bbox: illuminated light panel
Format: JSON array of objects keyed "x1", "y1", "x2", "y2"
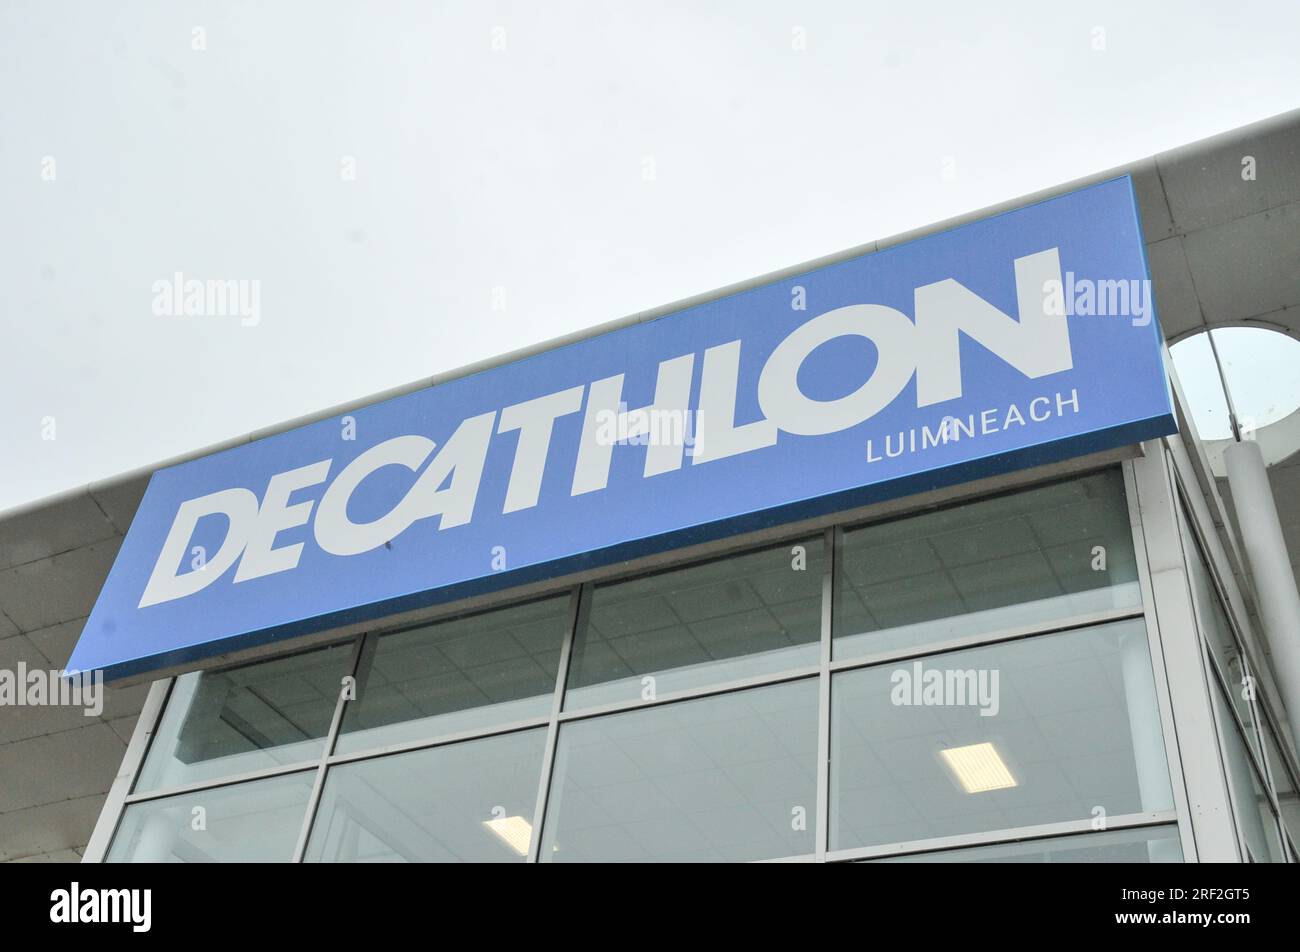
[
  {"x1": 940, "y1": 742, "x2": 1017, "y2": 793},
  {"x1": 483, "y1": 815, "x2": 533, "y2": 856}
]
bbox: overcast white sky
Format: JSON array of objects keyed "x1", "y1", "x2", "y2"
[{"x1": 3, "y1": 0, "x2": 1299, "y2": 513}]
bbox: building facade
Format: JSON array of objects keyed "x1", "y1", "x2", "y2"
[
  {"x1": 2, "y1": 111, "x2": 1298, "y2": 864},
  {"x1": 85, "y1": 441, "x2": 1300, "y2": 862}
]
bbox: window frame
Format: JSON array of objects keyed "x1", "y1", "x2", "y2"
[{"x1": 86, "y1": 451, "x2": 1203, "y2": 864}]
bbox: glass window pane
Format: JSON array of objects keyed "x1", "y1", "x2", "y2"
[
  {"x1": 1181, "y1": 507, "x2": 1262, "y2": 759},
  {"x1": 834, "y1": 470, "x2": 1139, "y2": 661},
  {"x1": 107, "y1": 771, "x2": 314, "y2": 862},
  {"x1": 565, "y1": 539, "x2": 822, "y2": 710},
  {"x1": 830, "y1": 619, "x2": 1174, "y2": 852},
  {"x1": 1212, "y1": 686, "x2": 1285, "y2": 862},
  {"x1": 1261, "y1": 719, "x2": 1300, "y2": 849},
  {"x1": 337, "y1": 596, "x2": 568, "y2": 754},
  {"x1": 870, "y1": 825, "x2": 1183, "y2": 862},
  {"x1": 136, "y1": 642, "x2": 353, "y2": 792},
  {"x1": 304, "y1": 728, "x2": 546, "y2": 863},
  {"x1": 542, "y1": 679, "x2": 818, "y2": 862}
]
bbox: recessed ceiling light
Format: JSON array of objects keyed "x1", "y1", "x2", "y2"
[
  {"x1": 940, "y1": 742, "x2": 1017, "y2": 793},
  {"x1": 482, "y1": 815, "x2": 533, "y2": 856}
]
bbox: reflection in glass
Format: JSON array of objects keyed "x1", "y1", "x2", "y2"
[
  {"x1": 542, "y1": 679, "x2": 818, "y2": 862},
  {"x1": 108, "y1": 772, "x2": 314, "y2": 862},
  {"x1": 1212, "y1": 687, "x2": 1284, "y2": 862},
  {"x1": 337, "y1": 596, "x2": 568, "y2": 754},
  {"x1": 834, "y1": 470, "x2": 1139, "y2": 660},
  {"x1": 871, "y1": 825, "x2": 1183, "y2": 862},
  {"x1": 136, "y1": 642, "x2": 353, "y2": 793},
  {"x1": 1181, "y1": 507, "x2": 1262, "y2": 759},
  {"x1": 304, "y1": 729, "x2": 546, "y2": 862},
  {"x1": 830, "y1": 619, "x2": 1174, "y2": 852},
  {"x1": 565, "y1": 539, "x2": 822, "y2": 709}
]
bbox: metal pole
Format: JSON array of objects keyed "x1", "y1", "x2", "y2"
[{"x1": 1223, "y1": 439, "x2": 1300, "y2": 747}]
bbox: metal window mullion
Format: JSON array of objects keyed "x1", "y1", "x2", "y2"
[
  {"x1": 555, "y1": 664, "x2": 821, "y2": 723},
  {"x1": 1204, "y1": 327, "x2": 1244, "y2": 441},
  {"x1": 1175, "y1": 468, "x2": 1300, "y2": 806},
  {"x1": 325, "y1": 715, "x2": 553, "y2": 767},
  {"x1": 1206, "y1": 656, "x2": 1288, "y2": 829},
  {"x1": 1129, "y1": 443, "x2": 1241, "y2": 861},
  {"x1": 535, "y1": 604, "x2": 1145, "y2": 732},
  {"x1": 1235, "y1": 664, "x2": 1284, "y2": 818},
  {"x1": 290, "y1": 633, "x2": 368, "y2": 863},
  {"x1": 1174, "y1": 464, "x2": 1290, "y2": 848},
  {"x1": 521, "y1": 610, "x2": 1146, "y2": 729},
  {"x1": 527, "y1": 583, "x2": 583, "y2": 863},
  {"x1": 1123, "y1": 456, "x2": 1199, "y2": 863},
  {"x1": 1203, "y1": 660, "x2": 1270, "y2": 862},
  {"x1": 123, "y1": 759, "x2": 323, "y2": 804},
  {"x1": 1258, "y1": 701, "x2": 1300, "y2": 814},
  {"x1": 825, "y1": 811, "x2": 1179, "y2": 863},
  {"x1": 83, "y1": 677, "x2": 173, "y2": 863},
  {"x1": 1173, "y1": 473, "x2": 1268, "y2": 720},
  {"x1": 1168, "y1": 443, "x2": 1296, "y2": 772},
  {"x1": 814, "y1": 527, "x2": 835, "y2": 861},
  {"x1": 825, "y1": 605, "x2": 1145, "y2": 675}
]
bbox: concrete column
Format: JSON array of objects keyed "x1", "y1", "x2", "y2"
[{"x1": 1223, "y1": 440, "x2": 1300, "y2": 748}]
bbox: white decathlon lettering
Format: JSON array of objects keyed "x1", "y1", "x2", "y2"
[
  {"x1": 758, "y1": 304, "x2": 917, "y2": 436},
  {"x1": 401, "y1": 410, "x2": 497, "y2": 531},
  {"x1": 314, "y1": 435, "x2": 435, "y2": 556},
  {"x1": 692, "y1": 340, "x2": 777, "y2": 464},
  {"x1": 138, "y1": 488, "x2": 260, "y2": 607},
  {"x1": 913, "y1": 247, "x2": 1071, "y2": 407},
  {"x1": 314, "y1": 413, "x2": 496, "y2": 556},
  {"x1": 572, "y1": 353, "x2": 695, "y2": 496},
  {"x1": 138, "y1": 248, "x2": 1082, "y2": 608},
  {"x1": 234, "y1": 460, "x2": 331, "y2": 583},
  {"x1": 498, "y1": 386, "x2": 584, "y2": 513}
]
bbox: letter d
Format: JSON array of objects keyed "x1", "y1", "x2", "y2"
[{"x1": 139, "y1": 488, "x2": 259, "y2": 608}]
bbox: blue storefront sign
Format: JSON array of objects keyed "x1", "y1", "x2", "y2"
[{"x1": 70, "y1": 176, "x2": 1174, "y2": 680}]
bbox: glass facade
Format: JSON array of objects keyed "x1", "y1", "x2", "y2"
[
  {"x1": 108, "y1": 771, "x2": 315, "y2": 863},
  {"x1": 1178, "y1": 500, "x2": 1297, "y2": 862},
  {"x1": 305, "y1": 728, "x2": 548, "y2": 862},
  {"x1": 543, "y1": 679, "x2": 818, "y2": 862},
  {"x1": 337, "y1": 595, "x2": 569, "y2": 753},
  {"x1": 834, "y1": 470, "x2": 1140, "y2": 660},
  {"x1": 102, "y1": 461, "x2": 1294, "y2": 862},
  {"x1": 565, "y1": 538, "x2": 823, "y2": 709},
  {"x1": 1262, "y1": 717, "x2": 1300, "y2": 850},
  {"x1": 1181, "y1": 508, "x2": 1263, "y2": 761},
  {"x1": 135, "y1": 641, "x2": 353, "y2": 792},
  {"x1": 830, "y1": 620, "x2": 1172, "y2": 852},
  {"x1": 1212, "y1": 687, "x2": 1286, "y2": 863}
]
